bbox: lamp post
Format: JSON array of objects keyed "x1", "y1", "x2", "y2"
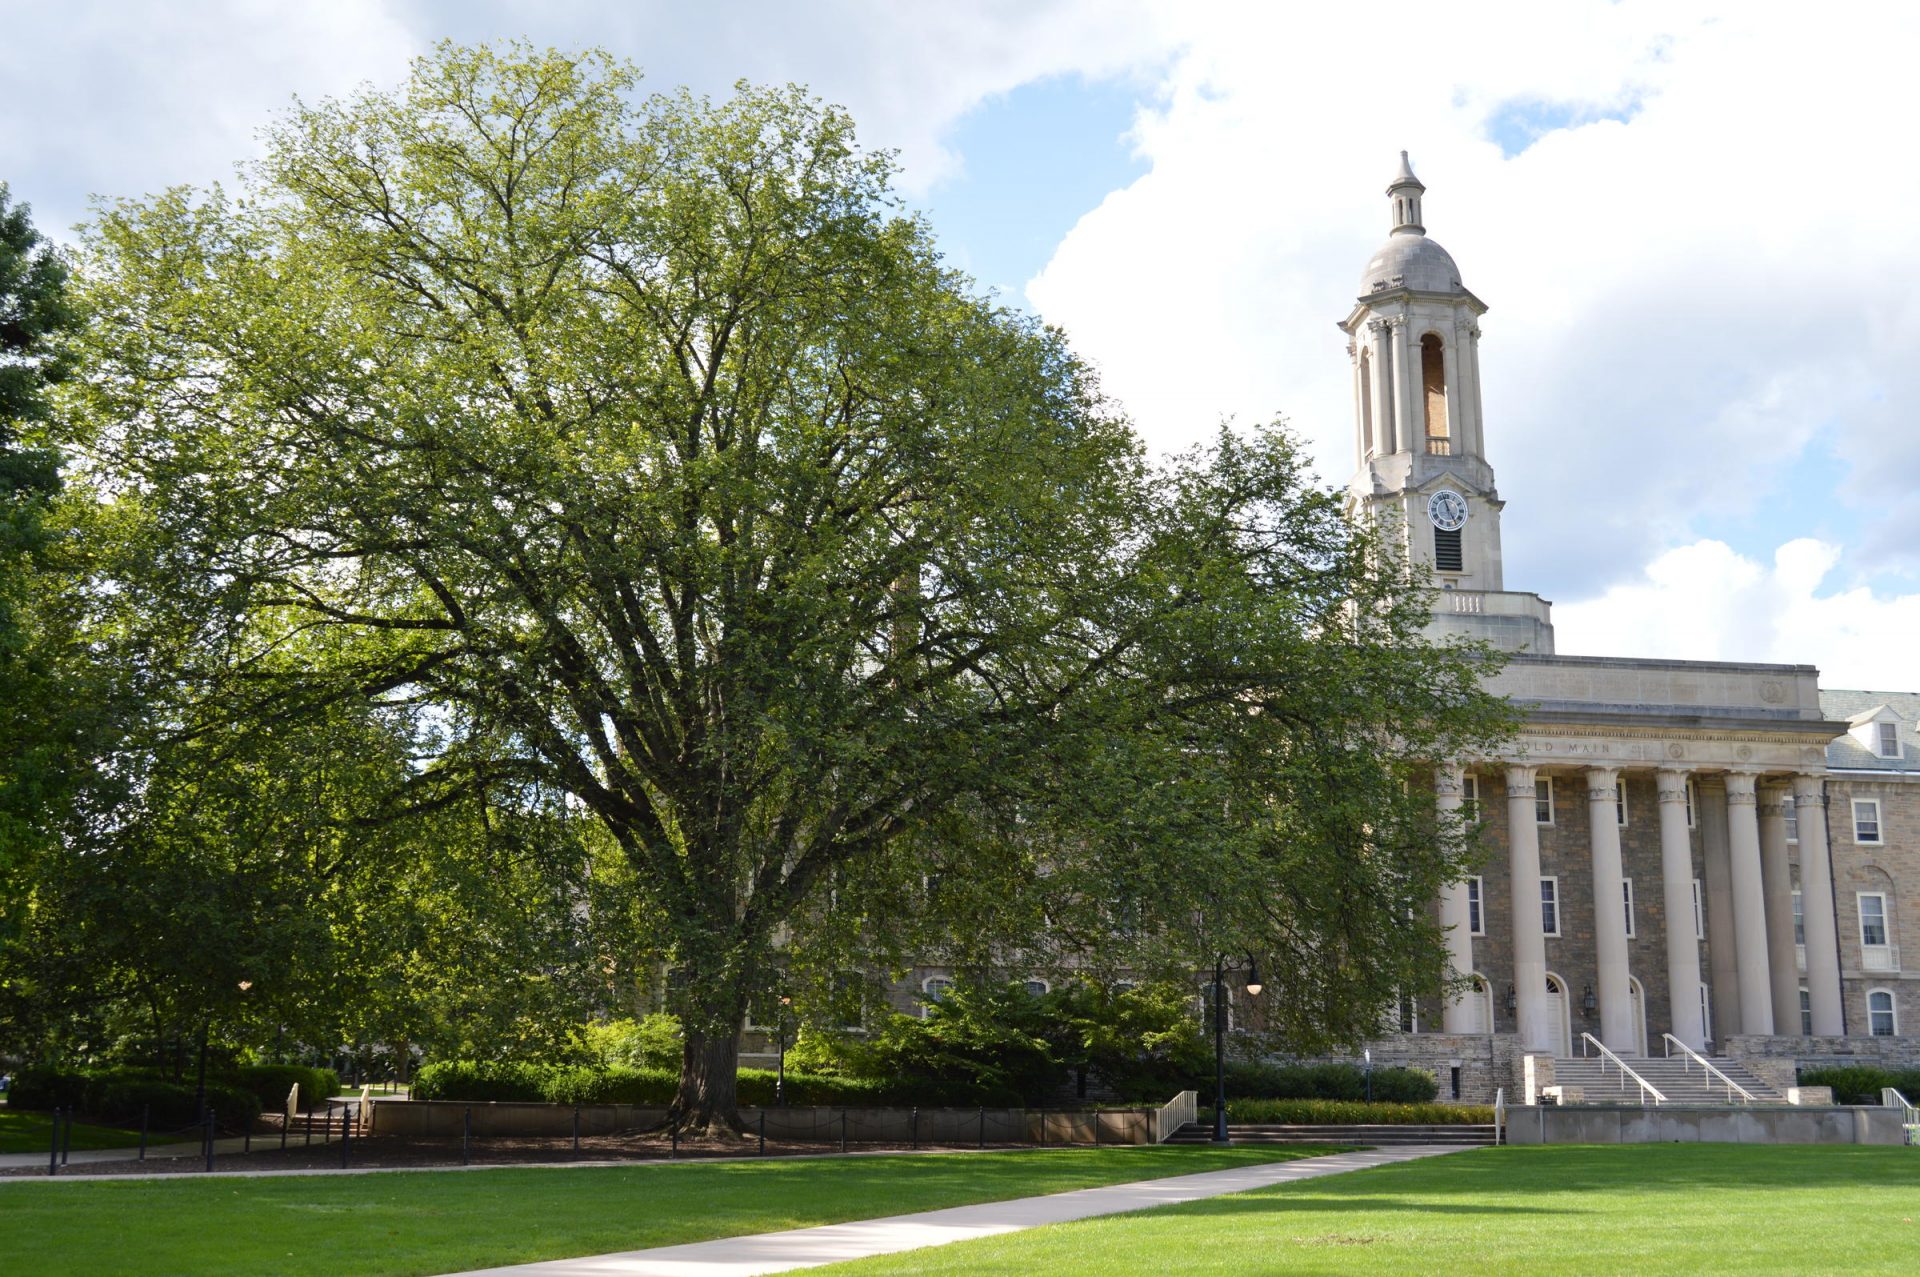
[
  {"x1": 776, "y1": 994, "x2": 792, "y2": 1107},
  {"x1": 1210, "y1": 953, "x2": 1263, "y2": 1145}
]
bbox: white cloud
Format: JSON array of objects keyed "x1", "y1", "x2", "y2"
[
  {"x1": 1027, "y1": 1, "x2": 1920, "y2": 607},
  {"x1": 1556, "y1": 539, "x2": 1920, "y2": 690}
]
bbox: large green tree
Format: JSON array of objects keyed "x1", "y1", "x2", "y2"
[{"x1": 65, "y1": 44, "x2": 1510, "y2": 1131}]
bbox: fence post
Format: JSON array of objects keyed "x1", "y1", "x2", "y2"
[
  {"x1": 305, "y1": 1106, "x2": 313, "y2": 1146},
  {"x1": 463, "y1": 1106, "x2": 472, "y2": 1166},
  {"x1": 140, "y1": 1104, "x2": 150, "y2": 1161},
  {"x1": 204, "y1": 1108, "x2": 216, "y2": 1173},
  {"x1": 48, "y1": 1106, "x2": 60, "y2": 1176},
  {"x1": 573, "y1": 1105, "x2": 581, "y2": 1155},
  {"x1": 978, "y1": 1107, "x2": 985, "y2": 1149},
  {"x1": 840, "y1": 1110, "x2": 848, "y2": 1154},
  {"x1": 61, "y1": 1106, "x2": 72, "y2": 1165},
  {"x1": 279, "y1": 1103, "x2": 287, "y2": 1153},
  {"x1": 910, "y1": 1106, "x2": 918, "y2": 1151},
  {"x1": 670, "y1": 1124, "x2": 679, "y2": 1158},
  {"x1": 759, "y1": 1111, "x2": 766, "y2": 1157},
  {"x1": 340, "y1": 1103, "x2": 351, "y2": 1168}
]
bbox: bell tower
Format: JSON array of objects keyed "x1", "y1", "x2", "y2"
[{"x1": 1337, "y1": 153, "x2": 1554, "y2": 652}]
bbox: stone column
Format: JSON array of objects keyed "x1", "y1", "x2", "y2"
[
  {"x1": 1792, "y1": 776, "x2": 1845, "y2": 1035},
  {"x1": 1369, "y1": 321, "x2": 1396, "y2": 455},
  {"x1": 1758, "y1": 782, "x2": 1802, "y2": 1035},
  {"x1": 1698, "y1": 777, "x2": 1740, "y2": 1040},
  {"x1": 1465, "y1": 323, "x2": 1486, "y2": 458},
  {"x1": 1351, "y1": 344, "x2": 1368, "y2": 467},
  {"x1": 1436, "y1": 764, "x2": 1478, "y2": 1032},
  {"x1": 1505, "y1": 765, "x2": 1553, "y2": 1052},
  {"x1": 1724, "y1": 772, "x2": 1775, "y2": 1035},
  {"x1": 1657, "y1": 769, "x2": 1707, "y2": 1050},
  {"x1": 1438, "y1": 334, "x2": 1461, "y2": 454},
  {"x1": 1392, "y1": 318, "x2": 1417, "y2": 457},
  {"x1": 1585, "y1": 768, "x2": 1636, "y2": 1053}
]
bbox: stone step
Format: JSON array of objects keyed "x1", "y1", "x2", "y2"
[{"x1": 1166, "y1": 1123, "x2": 1497, "y2": 1146}]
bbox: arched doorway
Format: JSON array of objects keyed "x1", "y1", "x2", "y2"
[
  {"x1": 1545, "y1": 973, "x2": 1573, "y2": 1056},
  {"x1": 1628, "y1": 976, "x2": 1648, "y2": 1056},
  {"x1": 1470, "y1": 973, "x2": 1494, "y2": 1034}
]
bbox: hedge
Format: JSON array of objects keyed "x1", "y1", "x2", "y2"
[
  {"x1": 1797, "y1": 1065, "x2": 1920, "y2": 1105},
  {"x1": 413, "y1": 1060, "x2": 1037, "y2": 1108},
  {"x1": 234, "y1": 1064, "x2": 340, "y2": 1113},
  {"x1": 7, "y1": 1066, "x2": 262, "y2": 1132},
  {"x1": 1200, "y1": 1099, "x2": 1495, "y2": 1125}
]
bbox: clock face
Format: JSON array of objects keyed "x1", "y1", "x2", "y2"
[{"x1": 1428, "y1": 489, "x2": 1469, "y2": 532}]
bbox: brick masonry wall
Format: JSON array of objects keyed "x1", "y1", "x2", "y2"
[
  {"x1": 1263, "y1": 1031, "x2": 1527, "y2": 1104},
  {"x1": 1825, "y1": 775, "x2": 1919, "y2": 1042}
]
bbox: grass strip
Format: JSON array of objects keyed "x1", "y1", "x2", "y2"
[
  {"x1": 0, "y1": 1143, "x2": 1328, "y2": 1277},
  {"x1": 810, "y1": 1144, "x2": 1920, "y2": 1276}
]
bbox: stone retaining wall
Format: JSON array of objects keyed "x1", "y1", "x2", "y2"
[
  {"x1": 1726, "y1": 1034, "x2": 1920, "y2": 1071},
  {"x1": 1504, "y1": 1103, "x2": 1907, "y2": 1145}
]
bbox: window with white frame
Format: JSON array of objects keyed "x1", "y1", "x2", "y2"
[
  {"x1": 1462, "y1": 774, "x2": 1480, "y2": 819},
  {"x1": 1854, "y1": 798, "x2": 1883, "y2": 843},
  {"x1": 1622, "y1": 878, "x2": 1636, "y2": 938},
  {"x1": 1022, "y1": 978, "x2": 1050, "y2": 998},
  {"x1": 1686, "y1": 780, "x2": 1698, "y2": 828},
  {"x1": 1784, "y1": 798, "x2": 1799, "y2": 843},
  {"x1": 1800, "y1": 988, "x2": 1812, "y2": 1036},
  {"x1": 1868, "y1": 989, "x2": 1897, "y2": 1036},
  {"x1": 1859, "y1": 893, "x2": 1890, "y2": 948},
  {"x1": 1691, "y1": 878, "x2": 1705, "y2": 940},
  {"x1": 1535, "y1": 778, "x2": 1555, "y2": 825},
  {"x1": 1793, "y1": 890, "x2": 1805, "y2": 946},
  {"x1": 920, "y1": 976, "x2": 953, "y2": 1017},
  {"x1": 1541, "y1": 877, "x2": 1561, "y2": 937},
  {"x1": 1615, "y1": 780, "x2": 1629, "y2": 827},
  {"x1": 1467, "y1": 876, "x2": 1485, "y2": 935},
  {"x1": 1878, "y1": 722, "x2": 1901, "y2": 759}
]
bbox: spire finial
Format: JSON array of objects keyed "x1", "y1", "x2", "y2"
[{"x1": 1387, "y1": 151, "x2": 1425, "y2": 235}]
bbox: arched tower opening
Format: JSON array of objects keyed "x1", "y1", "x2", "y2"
[
  {"x1": 1359, "y1": 348, "x2": 1374, "y2": 456},
  {"x1": 1421, "y1": 332, "x2": 1449, "y2": 454}
]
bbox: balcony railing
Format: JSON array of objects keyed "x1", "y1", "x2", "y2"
[{"x1": 1425, "y1": 435, "x2": 1452, "y2": 455}]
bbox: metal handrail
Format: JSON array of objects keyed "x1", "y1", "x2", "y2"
[
  {"x1": 1493, "y1": 1087, "x2": 1505, "y2": 1145},
  {"x1": 1884, "y1": 1088, "x2": 1918, "y2": 1145},
  {"x1": 1662, "y1": 1033, "x2": 1757, "y2": 1104},
  {"x1": 1580, "y1": 1032, "x2": 1666, "y2": 1106}
]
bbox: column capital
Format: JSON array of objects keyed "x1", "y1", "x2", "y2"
[
  {"x1": 1724, "y1": 771, "x2": 1760, "y2": 803},
  {"x1": 1435, "y1": 762, "x2": 1466, "y2": 797},
  {"x1": 1757, "y1": 778, "x2": 1792, "y2": 818},
  {"x1": 1791, "y1": 774, "x2": 1828, "y2": 807},
  {"x1": 1505, "y1": 763, "x2": 1538, "y2": 789},
  {"x1": 1656, "y1": 769, "x2": 1691, "y2": 805},
  {"x1": 1585, "y1": 765, "x2": 1620, "y2": 802}
]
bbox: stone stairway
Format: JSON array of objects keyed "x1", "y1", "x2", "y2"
[
  {"x1": 1549, "y1": 1053, "x2": 1787, "y2": 1105},
  {"x1": 1166, "y1": 1123, "x2": 1498, "y2": 1146}
]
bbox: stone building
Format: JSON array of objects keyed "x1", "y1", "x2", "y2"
[{"x1": 747, "y1": 156, "x2": 1918, "y2": 1098}]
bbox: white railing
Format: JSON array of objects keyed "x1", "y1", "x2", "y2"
[
  {"x1": 1662, "y1": 1033, "x2": 1758, "y2": 1104},
  {"x1": 1493, "y1": 1087, "x2": 1505, "y2": 1146},
  {"x1": 1581, "y1": 1032, "x2": 1667, "y2": 1106},
  {"x1": 1884, "y1": 1089, "x2": 1919, "y2": 1147},
  {"x1": 1153, "y1": 1090, "x2": 1198, "y2": 1144}
]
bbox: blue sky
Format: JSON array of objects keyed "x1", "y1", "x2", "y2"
[{"x1": 3, "y1": 1, "x2": 1917, "y2": 685}]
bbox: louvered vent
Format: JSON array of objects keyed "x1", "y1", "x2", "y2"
[{"x1": 1434, "y1": 527, "x2": 1463, "y2": 573}]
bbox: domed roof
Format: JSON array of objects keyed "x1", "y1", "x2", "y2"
[{"x1": 1360, "y1": 232, "x2": 1464, "y2": 295}]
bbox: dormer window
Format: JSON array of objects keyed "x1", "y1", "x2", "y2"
[{"x1": 1877, "y1": 721, "x2": 1900, "y2": 759}]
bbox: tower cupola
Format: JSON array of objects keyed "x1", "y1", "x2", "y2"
[{"x1": 1387, "y1": 150, "x2": 1425, "y2": 234}]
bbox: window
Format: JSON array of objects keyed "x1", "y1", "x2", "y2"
[
  {"x1": 1199, "y1": 981, "x2": 1234, "y2": 1030},
  {"x1": 1859, "y1": 894, "x2": 1889, "y2": 948},
  {"x1": 1541, "y1": 877, "x2": 1561, "y2": 937},
  {"x1": 1785, "y1": 798, "x2": 1799, "y2": 843},
  {"x1": 1462, "y1": 775, "x2": 1480, "y2": 819},
  {"x1": 920, "y1": 977, "x2": 953, "y2": 1017},
  {"x1": 1535, "y1": 778, "x2": 1555, "y2": 825},
  {"x1": 1022, "y1": 978, "x2": 1050, "y2": 998},
  {"x1": 1878, "y1": 722, "x2": 1900, "y2": 759},
  {"x1": 1868, "y1": 989, "x2": 1897, "y2": 1037},
  {"x1": 1686, "y1": 780, "x2": 1697, "y2": 829},
  {"x1": 1467, "y1": 876, "x2": 1485, "y2": 935},
  {"x1": 1691, "y1": 878, "x2": 1705, "y2": 941},
  {"x1": 1421, "y1": 332, "x2": 1449, "y2": 451},
  {"x1": 1615, "y1": 780, "x2": 1629, "y2": 827},
  {"x1": 1793, "y1": 890, "x2": 1805, "y2": 946},
  {"x1": 1622, "y1": 878, "x2": 1636, "y2": 938},
  {"x1": 1854, "y1": 799, "x2": 1883, "y2": 843},
  {"x1": 1800, "y1": 988, "x2": 1812, "y2": 1036}
]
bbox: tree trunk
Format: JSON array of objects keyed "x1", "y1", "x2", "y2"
[{"x1": 670, "y1": 1025, "x2": 744, "y2": 1136}]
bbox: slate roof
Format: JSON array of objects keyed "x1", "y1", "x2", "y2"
[{"x1": 1821, "y1": 688, "x2": 1920, "y2": 772}]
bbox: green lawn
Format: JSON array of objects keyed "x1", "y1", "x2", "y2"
[
  {"x1": 0, "y1": 1110, "x2": 146, "y2": 1155},
  {"x1": 813, "y1": 1144, "x2": 1920, "y2": 1276},
  {"x1": 0, "y1": 1144, "x2": 1326, "y2": 1277}
]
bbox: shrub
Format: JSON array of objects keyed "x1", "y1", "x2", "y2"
[
  {"x1": 6, "y1": 1065, "x2": 89, "y2": 1111},
  {"x1": 1370, "y1": 1066, "x2": 1439, "y2": 1103},
  {"x1": 1797, "y1": 1065, "x2": 1920, "y2": 1105},
  {"x1": 411, "y1": 1060, "x2": 550, "y2": 1103},
  {"x1": 233, "y1": 1064, "x2": 340, "y2": 1113},
  {"x1": 576, "y1": 1014, "x2": 683, "y2": 1071},
  {"x1": 8, "y1": 1066, "x2": 261, "y2": 1131},
  {"x1": 1201, "y1": 1099, "x2": 1494, "y2": 1125},
  {"x1": 540, "y1": 1065, "x2": 678, "y2": 1106}
]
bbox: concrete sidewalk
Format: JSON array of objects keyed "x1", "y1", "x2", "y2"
[{"x1": 450, "y1": 1144, "x2": 1467, "y2": 1277}]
